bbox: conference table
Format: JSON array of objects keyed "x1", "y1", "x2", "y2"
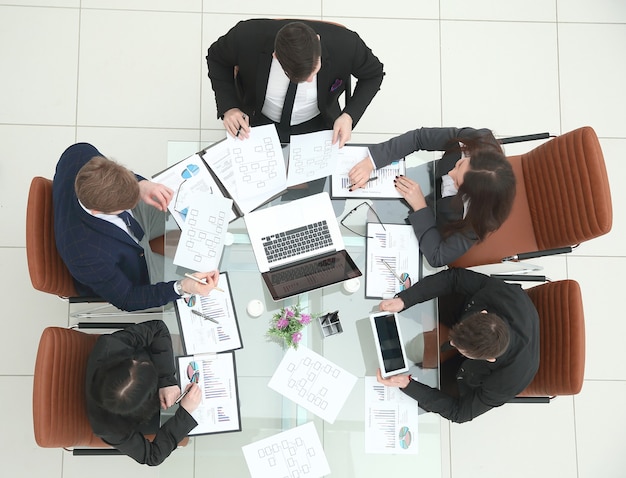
[{"x1": 159, "y1": 140, "x2": 444, "y2": 477}]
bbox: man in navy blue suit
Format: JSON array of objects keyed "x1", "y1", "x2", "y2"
[{"x1": 53, "y1": 143, "x2": 218, "y2": 311}]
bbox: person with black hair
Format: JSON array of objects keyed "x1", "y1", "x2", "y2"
[
  {"x1": 85, "y1": 320, "x2": 200, "y2": 466},
  {"x1": 348, "y1": 127, "x2": 516, "y2": 267},
  {"x1": 376, "y1": 268, "x2": 539, "y2": 423}
]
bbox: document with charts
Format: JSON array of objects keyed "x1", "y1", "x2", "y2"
[
  {"x1": 365, "y1": 223, "x2": 420, "y2": 299},
  {"x1": 364, "y1": 376, "x2": 419, "y2": 455},
  {"x1": 174, "y1": 272, "x2": 242, "y2": 354},
  {"x1": 286, "y1": 130, "x2": 339, "y2": 186},
  {"x1": 268, "y1": 345, "x2": 357, "y2": 424},
  {"x1": 331, "y1": 145, "x2": 406, "y2": 198},
  {"x1": 173, "y1": 193, "x2": 232, "y2": 271},
  {"x1": 176, "y1": 353, "x2": 241, "y2": 435},
  {"x1": 242, "y1": 422, "x2": 330, "y2": 478}
]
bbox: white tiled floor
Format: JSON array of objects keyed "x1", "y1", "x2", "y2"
[{"x1": 1, "y1": 1, "x2": 624, "y2": 477}]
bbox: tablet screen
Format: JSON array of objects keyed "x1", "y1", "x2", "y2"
[{"x1": 374, "y1": 314, "x2": 407, "y2": 373}]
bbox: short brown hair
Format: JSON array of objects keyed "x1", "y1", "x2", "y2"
[
  {"x1": 448, "y1": 312, "x2": 510, "y2": 360},
  {"x1": 75, "y1": 156, "x2": 140, "y2": 213},
  {"x1": 274, "y1": 22, "x2": 321, "y2": 83}
]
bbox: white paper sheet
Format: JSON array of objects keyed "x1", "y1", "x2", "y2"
[
  {"x1": 177, "y1": 353, "x2": 241, "y2": 435},
  {"x1": 173, "y1": 193, "x2": 232, "y2": 271},
  {"x1": 225, "y1": 124, "x2": 286, "y2": 214},
  {"x1": 364, "y1": 376, "x2": 419, "y2": 455},
  {"x1": 331, "y1": 145, "x2": 406, "y2": 198},
  {"x1": 175, "y1": 273, "x2": 242, "y2": 354},
  {"x1": 242, "y1": 422, "x2": 330, "y2": 478},
  {"x1": 365, "y1": 223, "x2": 420, "y2": 299},
  {"x1": 287, "y1": 130, "x2": 339, "y2": 186},
  {"x1": 268, "y1": 345, "x2": 357, "y2": 424}
]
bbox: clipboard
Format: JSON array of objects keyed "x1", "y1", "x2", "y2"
[
  {"x1": 174, "y1": 272, "x2": 243, "y2": 355},
  {"x1": 364, "y1": 222, "x2": 420, "y2": 299},
  {"x1": 176, "y1": 352, "x2": 242, "y2": 436}
]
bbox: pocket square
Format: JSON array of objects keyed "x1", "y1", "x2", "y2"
[{"x1": 330, "y1": 78, "x2": 343, "y2": 92}]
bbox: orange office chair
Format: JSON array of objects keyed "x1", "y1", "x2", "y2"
[
  {"x1": 451, "y1": 126, "x2": 612, "y2": 268},
  {"x1": 33, "y1": 326, "x2": 188, "y2": 454},
  {"x1": 26, "y1": 177, "x2": 165, "y2": 317}
]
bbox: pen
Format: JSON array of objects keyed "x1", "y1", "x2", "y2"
[
  {"x1": 380, "y1": 259, "x2": 405, "y2": 284},
  {"x1": 191, "y1": 308, "x2": 220, "y2": 325},
  {"x1": 348, "y1": 176, "x2": 378, "y2": 190},
  {"x1": 184, "y1": 272, "x2": 224, "y2": 292},
  {"x1": 235, "y1": 113, "x2": 247, "y2": 137},
  {"x1": 175, "y1": 371, "x2": 199, "y2": 404}
]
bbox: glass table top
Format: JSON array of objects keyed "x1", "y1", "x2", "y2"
[{"x1": 157, "y1": 140, "x2": 444, "y2": 477}]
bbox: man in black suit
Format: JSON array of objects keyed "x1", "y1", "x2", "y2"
[{"x1": 206, "y1": 19, "x2": 384, "y2": 145}]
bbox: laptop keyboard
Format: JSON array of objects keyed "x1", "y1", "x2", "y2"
[
  {"x1": 270, "y1": 257, "x2": 337, "y2": 285},
  {"x1": 262, "y1": 221, "x2": 332, "y2": 263}
]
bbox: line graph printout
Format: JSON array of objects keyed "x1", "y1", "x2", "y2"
[
  {"x1": 268, "y1": 345, "x2": 357, "y2": 424},
  {"x1": 242, "y1": 422, "x2": 330, "y2": 478},
  {"x1": 365, "y1": 223, "x2": 420, "y2": 299},
  {"x1": 364, "y1": 376, "x2": 419, "y2": 455},
  {"x1": 174, "y1": 272, "x2": 242, "y2": 354},
  {"x1": 287, "y1": 130, "x2": 339, "y2": 186},
  {"x1": 331, "y1": 145, "x2": 406, "y2": 198},
  {"x1": 177, "y1": 353, "x2": 241, "y2": 435},
  {"x1": 173, "y1": 193, "x2": 232, "y2": 271},
  {"x1": 226, "y1": 124, "x2": 286, "y2": 214}
]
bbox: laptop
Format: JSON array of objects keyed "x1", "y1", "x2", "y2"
[{"x1": 244, "y1": 192, "x2": 362, "y2": 300}]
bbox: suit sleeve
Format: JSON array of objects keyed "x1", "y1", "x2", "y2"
[
  {"x1": 340, "y1": 31, "x2": 384, "y2": 126},
  {"x1": 408, "y1": 207, "x2": 476, "y2": 267}
]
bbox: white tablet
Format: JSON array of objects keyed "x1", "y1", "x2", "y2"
[{"x1": 369, "y1": 311, "x2": 410, "y2": 378}]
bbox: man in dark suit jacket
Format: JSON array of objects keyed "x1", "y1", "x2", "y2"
[
  {"x1": 207, "y1": 19, "x2": 384, "y2": 145},
  {"x1": 52, "y1": 143, "x2": 218, "y2": 311},
  {"x1": 376, "y1": 268, "x2": 540, "y2": 423}
]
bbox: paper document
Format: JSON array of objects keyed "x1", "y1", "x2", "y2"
[
  {"x1": 173, "y1": 194, "x2": 232, "y2": 271},
  {"x1": 225, "y1": 124, "x2": 286, "y2": 214},
  {"x1": 242, "y1": 422, "x2": 330, "y2": 478},
  {"x1": 364, "y1": 376, "x2": 419, "y2": 455},
  {"x1": 268, "y1": 345, "x2": 357, "y2": 424},
  {"x1": 365, "y1": 223, "x2": 420, "y2": 299},
  {"x1": 177, "y1": 353, "x2": 241, "y2": 435},
  {"x1": 174, "y1": 272, "x2": 242, "y2": 354},
  {"x1": 331, "y1": 145, "x2": 406, "y2": 198},
  {"x1": 287, "y1": 130, "x2": 339, "y2": 186}
]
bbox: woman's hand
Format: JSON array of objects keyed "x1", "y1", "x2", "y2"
[
  {"x1": 158, "y1": 385, "x2": 181, "y2": 410},
  {"x1": 348, "y1": 157, "x2": 375, "y2": 191},
  {"x1": 223, "y1": 108, "x2": 250, "y2": 139},
  {"x1": 376, "y1": 368, "x2": 412, "y2": 389},
  {"x1": 181, "y1": 270, "x2": 220, "y2": 296},
  {"x1": 393, "y1": 175, "x2": 427, "y2": 211},
  {"x1": 379, "y1": 297, "x2": 405, "y2": 313},
  {"x1": 138, "y1": 180, "x2": 174, "y2": 212},
  {"x1": 179, "y1": 383, "x2": 202, "y2": 414}
]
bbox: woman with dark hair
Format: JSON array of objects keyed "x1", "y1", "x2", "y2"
[
  {"x1": 86, "y1": 320, "x2": 201, "y2": 466},
  {"x1": 348, "y1": 127, "x2": 516, "y2": 267}
]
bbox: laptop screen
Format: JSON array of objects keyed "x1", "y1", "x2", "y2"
[{"x1": 262, "y1": 250, "x2": 361, "y2": 300}]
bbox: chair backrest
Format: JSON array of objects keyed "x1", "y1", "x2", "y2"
[
  {"x1": 451, "y1": 126, "x2": 612, "y2": 268},
  {"x1": 33, "y1": 327, "x2": 107, "y2": 448},
  {"x1": 518, "y1": 280, "x2": 586, "y2": 397},
  {"x1": 26, "y1": 177, "x2": 77, "y2": 297}
]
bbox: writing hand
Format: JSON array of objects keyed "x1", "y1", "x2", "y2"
[
  {"x1": 347, "y1": 157, "x2": 375, "y2": 191},
  {"x1": 180, "y1": 383, "x2": 202, "y2": 414},
  {"x1": 224, "y1": 108, "x2": 249, "y2": 139}
]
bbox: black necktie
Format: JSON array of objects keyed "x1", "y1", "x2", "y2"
[
  {"x1": 117, "y1": 211, "x2": 144, "y2": 241},
  {"x1": 279, "y1": 81, "x2": 298, "y2": 131}
]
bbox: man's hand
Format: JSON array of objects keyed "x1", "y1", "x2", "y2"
[
  {"x1": 223, "y1": 108, "x2": 250, "y2": 139},
  {"x1": 138, "y1": 180, "x2": 174, "y2": 212},
  {"x1": 347, "y1": 157, "x2": 375, "y2": 191},
  {"x1": 376, "y1": 368, "x2": 412, "y2": 389},
  {"x1": 379, "y1": 297, "x2": 405, "y2": 313},
  {"x1": 159, "y1": 385, "x2": 181, "y2": 410},
  {"x1": 181, "y1": 270, "x2": 220, "y2": 296},
  {"x1": 394, "y1": 176, "x2": 427, "y2": 211},
  {"x1": 332, "y1": 112, "x2": 353, "y2": 148}
]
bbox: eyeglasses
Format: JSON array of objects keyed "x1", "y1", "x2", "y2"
[{"x1": 340, "y1": 202, "x2": 386, "y2": 238}]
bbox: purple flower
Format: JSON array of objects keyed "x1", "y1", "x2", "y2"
[
  {"x1": 276, "y1": 317, "x2": 289, "y2": 329},
  {"x1": 285, "y1": 308, "x2": 295, "y2": 318},
  {"x1": 292, "y1": 332, "x2": 302, "y2": 344},
  {"x1": 299, "y1": 313, "x2": 311, "y2": 325}
]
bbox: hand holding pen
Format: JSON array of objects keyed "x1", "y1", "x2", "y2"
[{"x1": 223, "y1": 108, "x2": 249, "y2": 139}]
